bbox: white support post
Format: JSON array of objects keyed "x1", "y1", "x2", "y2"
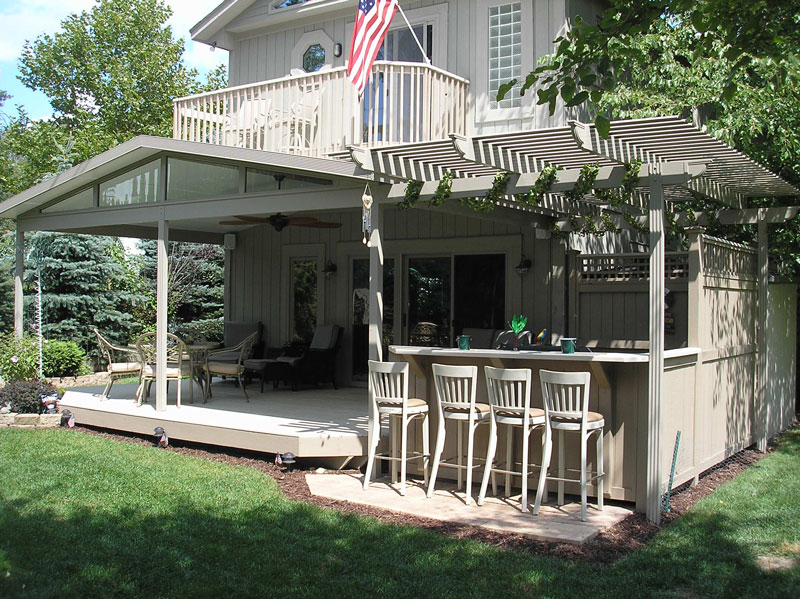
[
  {"x1": 156, "y1": 212, "x2": 169, "y2": 412},
  {"x1": 756, "y1": 209, "x2": 768, "y2": 451},
  {"x1": 646, "y1": 170, "x2": 665, "y2": 524},
  {"x1": 368, "y1": 201, "x2": 384, "y2": 362},
  {"x1": 14, "y1": 225, "x2": 24, "y2": 339}
]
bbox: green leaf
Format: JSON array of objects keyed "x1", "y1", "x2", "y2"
[
  {"x1": 496, "y1": 79, "x2": 517, "y2": 102},
  {"x1": 595, "y1": 114, "x2": 611, "y2": 138},
  {"x1": 565, "y1": 90, "x2": 589, "y2": 107}
]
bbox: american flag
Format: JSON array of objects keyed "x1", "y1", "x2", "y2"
[{"x1": 347, "y1": 0, "x2": 398, "y2": 97}]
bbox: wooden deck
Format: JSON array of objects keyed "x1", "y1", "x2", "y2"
[{"x1": 60, "y1": 381, "x2": 369, "y2": 462}]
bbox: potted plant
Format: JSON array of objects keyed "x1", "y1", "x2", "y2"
[{"x1": 508, "y1": 314, "x2": 527, "y2": 351}]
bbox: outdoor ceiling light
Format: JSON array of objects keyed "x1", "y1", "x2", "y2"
[
  {"x1": 515, "y1": 255, "x2": 532, "y2": 277},
  {"x1": 334, "y1": 42, "x2": 342, "y2": 57},
  {"x1": 322, "y1": 260, "x2": 338, "y2": 279}
]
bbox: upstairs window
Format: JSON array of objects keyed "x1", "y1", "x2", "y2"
[
  {"x1": 272, "y1": 0, "x2": 310, "y2": 9},
  {"x1": 488, "y1": 2, "x2": 522, "y2": 109},
  {"x1": 303, "y1": 44, "x2": 326, "y2": 72}
]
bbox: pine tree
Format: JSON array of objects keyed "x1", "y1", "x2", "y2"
[{"x1": 25, "y1": 232, "x2": 147, "y2": 363}]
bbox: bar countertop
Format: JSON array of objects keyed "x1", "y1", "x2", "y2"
[{"x1": 388, "y1": 345, "x2": 701, "y2": 363}]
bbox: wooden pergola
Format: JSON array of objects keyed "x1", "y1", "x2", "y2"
[{"x1": 349, "y1": 115, "x2": 798, "y2": 523}]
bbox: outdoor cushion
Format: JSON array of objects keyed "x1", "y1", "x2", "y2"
[
  {"x1": 224, "y1": 321, "x2": 262, "y2": 348},
  {"x1": 377, "y1": 397, "x2": 427, "y2": 409},
  {"x1": 206, "y1": 350, "x2": 241, "y2": 364},
  {"x1": 309, "y1": 324, "x2": 338, "y2": 349},
  {"x1": 496, "y1": 407, "x2": 546, "y2": 419},
  {"x1": 443, "y1": 402, "x2": 491, "y2": 415},
  {"x1": 108, "y1": 361, "x2": 141, "y2": 374},
  {"x1": 205, "y1": 362, "x2": 244, "y2": 376},
  {"x1": 551, "y1": 411, "x2": 604, "y2": 424},
  {"x1": 141, "y1": 364, "x2": 191, "y2": 377}
]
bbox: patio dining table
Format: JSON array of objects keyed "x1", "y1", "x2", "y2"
[{"x1": 129, "y1": 339, "x2": 220, "y2": 399}]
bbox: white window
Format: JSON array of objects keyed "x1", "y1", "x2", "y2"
[{"x1": 488, "y1": 3, "x2": 522, "y2": 109}]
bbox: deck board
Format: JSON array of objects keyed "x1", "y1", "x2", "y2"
[{"x1": 60, "y1": 382, "x2": 369, "y2": 458}]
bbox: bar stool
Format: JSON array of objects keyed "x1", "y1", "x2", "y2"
[
  {"x1": 363, "y1": 360, "x2": 430, "y2": 496},
  {"x1": 477, "y1": 366, "x2": 546, "y2": 512},
  {"x1": 427, "y1": 364, "x2": 491, "y2": 505},
  {"x1": 534, "y1": 369, "x2": 605, "y2": 521}
]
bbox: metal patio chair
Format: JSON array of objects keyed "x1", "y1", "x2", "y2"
[{"x1": 93, "y1": 329, "x2": 142, "y2": 401}]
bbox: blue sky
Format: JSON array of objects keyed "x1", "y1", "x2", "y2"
[{"x1": 0, "y1": 0, "x2": 228, "y2": 120}]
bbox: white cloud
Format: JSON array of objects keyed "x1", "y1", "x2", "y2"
[{"x1": 0, "y1": 0, "x2": 228, "y2": 71}]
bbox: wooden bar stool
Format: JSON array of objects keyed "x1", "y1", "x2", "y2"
[
  {"x1": 477, "y1": 366, "x2": 546, "y2": 512},
  {"x1": 363, "y1": 360, "x2": 430, "y2": 496},
  {"x1": 427, "y1": 364, "x2": 491, "y2": 505},
  {"x1": 534, "y1": 369, "x2": 605, "y2": 521}
]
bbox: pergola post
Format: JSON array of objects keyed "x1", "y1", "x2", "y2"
[
  {"x1": 14, "y1": 225, "x2": 24, "y2": 339},
  {"x1": 756, "y1": 209, "x2": 768, "y2": 451},
  {"x1": 646, "y1": 170, "x2": 665, "y2": 524},
  {"x1": 156, "y1": 212, "x2": 169, "y2": 412},
  {"x1": 368, "y1": 200, "x2": 384, "y2": 362}
]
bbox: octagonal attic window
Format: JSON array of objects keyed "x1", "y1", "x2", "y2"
[{"x1": 303, "y1": 44, "x2": 326, "y2": 72}]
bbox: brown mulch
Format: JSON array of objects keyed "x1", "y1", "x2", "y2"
[{"x1": 68, "y1": 424, "x2": 769, "y2": 565}]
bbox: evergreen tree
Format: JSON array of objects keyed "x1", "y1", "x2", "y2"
[{"x1": 25, "y1": 232, "x2": 146, "y2": 363}]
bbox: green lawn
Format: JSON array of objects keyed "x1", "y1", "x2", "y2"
[{"x1": 1, "y1": 428, "x2": 798, "y2": 599}]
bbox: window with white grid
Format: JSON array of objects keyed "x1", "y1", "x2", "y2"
[{"x1": 488, "y1": 3, "x2": 522, "y2": 109}]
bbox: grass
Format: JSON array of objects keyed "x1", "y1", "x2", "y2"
[{"x1": 1, "y1": 429, "x2": 799, "y2": 599}]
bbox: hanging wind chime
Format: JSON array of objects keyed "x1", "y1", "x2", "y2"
[{"x1": 361, "y1": 184, "x2": 373, "y2": 246}]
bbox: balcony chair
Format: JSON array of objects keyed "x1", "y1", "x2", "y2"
[
  {"x1": 477, "y1": 366, "x2": 546, "y2": 512},
  {"x1": 275, "y1": 324, "x2": 342, "y2": 391},
  {"x1": 93, "y1": 329, "x2": 142, "y2": 400},
  {"x1": 363, "y1": 360, "x2": 430, "y2": 496},
  {"x1": 427, "y1": 364, "x2": 491, "y2": 505},
  {"x1": 534, "y1": 370, "x2": 605, "y2": 521},
  {"x1": 134, "y1": 332, "x2": 194, "y2": 407},
  {"x1": 202, "y1": 331, "x2": 259, "y2": 402}
]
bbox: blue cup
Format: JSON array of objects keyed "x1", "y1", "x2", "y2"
[
  {"x1": 457, "y1": 335, "x2": 472, "y2": 350},
  {"x1": 561, "y1": 338, "x2": 576, "y2": 354}
]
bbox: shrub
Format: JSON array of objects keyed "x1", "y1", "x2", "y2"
[
  {"x1": 0, "y1": 333, "x2": 40, "y2": 382},
  {"x1": 0, "y1": 380, "x2": 58, "y2": 414},
  {"x1": 42, "y1": 340, "x2": 87, "y2": 378}
]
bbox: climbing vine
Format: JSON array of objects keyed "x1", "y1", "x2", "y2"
[
  {"x1": 515, "y1": 164, "x2": 559, "y2": 206},
  {"x1": 398, "y1": 179, "x2": 423, "y2": 210},
  {"x1": 426, "y1": 171, "x2": 453, "y2": 207}
]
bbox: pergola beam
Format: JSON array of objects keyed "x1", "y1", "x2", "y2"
[{"x1": 675, "y1": 206, "x2": 799, "y2": 226}]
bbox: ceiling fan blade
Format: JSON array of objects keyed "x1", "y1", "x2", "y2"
[
  {"x1": 286, "y1": 216, "x2": 320, "y2": 226},
  {"x1": 298, "y1": 221, "x2": 343, "y2": 229},
  {"x1": 233, "y1": 215, "x2": 271, "y2": 223},
  {"x1": 219, "y1": 220, "x2": 258, "y2": 226}
]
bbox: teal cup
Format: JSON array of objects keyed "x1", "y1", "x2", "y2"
[
  {"x1": 457, "y1": 335, "x2": 472, "y2": 350},
  {"x1": 561, "y1": 338, "x2": 576, "y2": 354}
]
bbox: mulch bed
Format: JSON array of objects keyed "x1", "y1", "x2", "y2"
[{"x1": 68, "y1": 424, "x2": 769, "y2": 565}]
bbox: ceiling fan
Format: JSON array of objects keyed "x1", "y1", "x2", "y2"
[{"x1": 219, "y1": 213, "x2": 342, "y2": 232}]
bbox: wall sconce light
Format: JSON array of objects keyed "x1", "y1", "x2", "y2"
[
  {"x1": 515, "y1": 254, "x2": 532, "y2": 277},
  {"x1": 334, "y1": 42, "x2": 343, "y2": 57},
  {"x1": 322, "y1": 260, "x2": 338, "y2": 278}
]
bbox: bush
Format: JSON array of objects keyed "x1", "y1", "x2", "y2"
[
  {"x1": 42, "y1": 340, "x2": 87, "y2": 378},
  {"x1": 0, "y1": 380, "x2": 58, "y2": 414},
  {"x1": 0, "y1": 333, "x2": 40, "y2": 382}
]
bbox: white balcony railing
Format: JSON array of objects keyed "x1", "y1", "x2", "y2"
[{"x1": 173, "y1": 61, "x2": 469, "y2": 157}]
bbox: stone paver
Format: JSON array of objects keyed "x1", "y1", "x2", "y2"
[{"x1": 306, "y1": 473, "x2": 632, "y2": 544}]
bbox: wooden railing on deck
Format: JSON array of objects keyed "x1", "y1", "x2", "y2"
[{"x1": 173, "y1": 61, "x2": 469, "y2": 157}]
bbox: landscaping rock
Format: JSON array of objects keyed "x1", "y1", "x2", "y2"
[
  {"x1": 14, "y1": 413, "x2": 40, "y2": 426},
  {"x1": 0, "y1": 413, "x2": 15, "y2": 426},
  {"x1": 39, "y1": 414, "x2": 62, "y2": 428}
]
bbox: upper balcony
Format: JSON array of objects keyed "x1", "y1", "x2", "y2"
[{"x1": 173, "y1": 61, "x2": 469, "y2": 158}]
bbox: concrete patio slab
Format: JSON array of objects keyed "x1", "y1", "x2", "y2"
[{"x1": 306, "y1": 473, "x2": 632, "y2": 544}]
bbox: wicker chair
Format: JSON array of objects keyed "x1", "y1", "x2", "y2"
[
  {"x1": 93, "y1": 329, "x2": 141, "y2": 401},
  {"x1": 134, "y1": 332, "x2": 194, "y2": 407},
  {"x1": 202, "y1": 331, "x2": 258, "y2": 402}
]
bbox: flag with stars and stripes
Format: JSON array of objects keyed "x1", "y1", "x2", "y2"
[{"x1": 347, "y1": 0, "x2": 398, "y2": 97}]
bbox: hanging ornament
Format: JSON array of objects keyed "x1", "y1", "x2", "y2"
[{"x1": 361, "y1": 184, "x2": 373, "y2": 246}]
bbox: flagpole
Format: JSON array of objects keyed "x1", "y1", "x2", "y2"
[{"x1": 395, "y1": 3, "x2": 432, "y2": 65}]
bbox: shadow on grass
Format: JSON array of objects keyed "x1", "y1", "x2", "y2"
[{"x1": 1, "y1": 429, "x2": 799, "y2": 598}]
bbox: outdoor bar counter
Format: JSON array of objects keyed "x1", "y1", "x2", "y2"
[{"x1": 389, "y1": 345, "x2": 703, "y2": 511}]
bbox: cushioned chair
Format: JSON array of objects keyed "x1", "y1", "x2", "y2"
[
  {"x1": 209, "y1": 321, "x2": 263, "y2": 364},
  {"x1": 427, "y1": 364, "x2": 491, "y2": 505},
  {"x1": 94, "y1": 329, "x2": 141, "y2": 400},
  {"x1": 134, "y1": 332, "x2": 194, "y2": 407},
  {"x1": 534, "y1": 369, "x2": 605, "y2": 521},
  {"x1": 459, "y1": 328, "x2": 498, "y2": 349},
  {"x1": 202, "y1": 331, "x2": 259, "y2": 402},
  {"x1": 276, "y1": 324, "x2": 342, "y2": 391},
  {"x1": 363, "y1": 360, "x2": 429, "y2": 496}
]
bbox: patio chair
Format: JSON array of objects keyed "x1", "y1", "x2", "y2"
[
  {"x1": 534, "y1": 370, "x2": 605, "y2": 521},
  {"x1": 477, "y1": 366, "x2": 546, "y2": 512},
  {"x1": 208, "y1": 321, "x2": 262, "y2": 364},
  {"x1": 426, "y1": 364, "x2": 491, "y2": 505},
  {"x1": 363, "y1": 360, "x2": 430, "y2": 496},
  {"x1": 276, "y1": 324, "x2": 342, "y2": 391},
  {"x1": 202, "y1": 331, "x2": 259, "y2": 402},
  {"x1": 93, "y1": 329, "x2": 141, "y2": 400},
  {"x1": 134, "y1": 332, "x2": 194, "y2": 407}
]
